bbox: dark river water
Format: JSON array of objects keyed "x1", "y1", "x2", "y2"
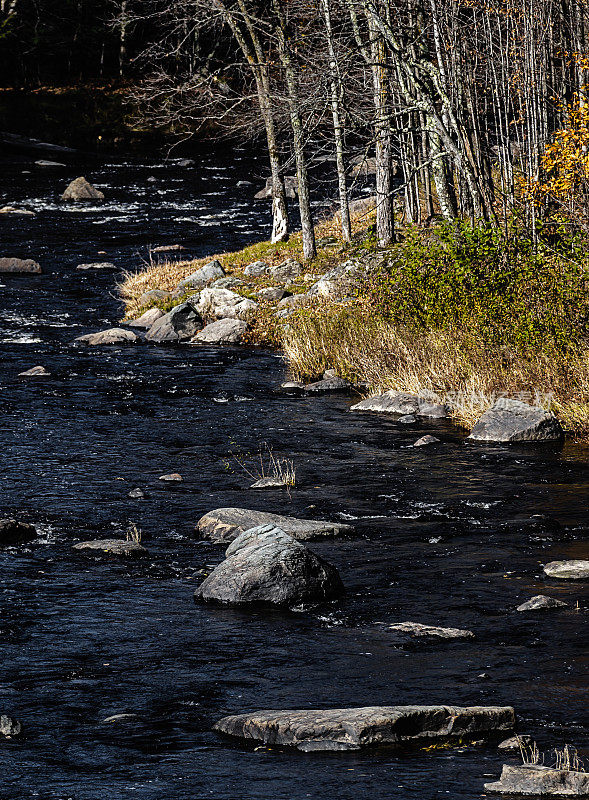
[{"x1": 0, "y1": 151, "x2": 588, "y2": 800}]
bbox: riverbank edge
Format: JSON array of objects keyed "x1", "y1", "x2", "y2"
[{"x1": 118, "y1": 211, "x2": 589, "y2": 440}]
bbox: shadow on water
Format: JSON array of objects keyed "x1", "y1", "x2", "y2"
[{"x1": 0, "y1": 150, "x2": 587, "y2": 799}]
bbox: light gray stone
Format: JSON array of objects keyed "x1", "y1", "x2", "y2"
[
  {"x1": 151, "y1": 244, "x2": 186, "y2": 253},
  {"x1": 413, "y1": 435, "x2": 441, "y2": 447},
  {"x1": 176, "y1": 260, "x2": 225, "y2": 291},
  {"x1": 128, "y1": 488, "x2": 145, "y2": 499},
  {"x1": 244, "y1": 260, "x2": 268, "y2": 277},
  {"x1": 214, "y1": 704, "x2": 515, "y2": 751},
  {"x1": 0, "y1": 205, "x2": 35, "y2": 216},
  {"x1": 75, "y1": 328, "x2": 139, "y2": 345},
  {"x1": 193, "y1": 318, "x2": 247, "y2": 344},
  {"x1": 145, "y1": 302, "x2": 202, "y2": 343},
  {"x1": 138, "y1": 289, "x2": 173, "y2": 307},
  {"x1": 195, "y1": 524, "x2": 344, "y2": 606},
  {"x1": 211, "y1": 276, "x2": 244, "y2": 290},
  {"x1": 398, "y1": 414, "x2": 417, "y2": 424},
  {"x1": 127, "y1": 307, "x2": 165, "y2": 329},
  {"x1": 268, "y1": 259, "x2": 303, "y2": 282},
  {"x1": 72, "y1": 539, "x2": 147, "y2": 556},
  {"x1": 304, "y1": 376, "x2": 351, "y2": 393},
  {"x1": 62, "y1": 177, "x2": 104, "y2": 201},
  {"x1": 543, "y1": 560, "x2": 589, "y2": 580},
  {"x1": 517, "y1": 595, "x2": 569, "y2": 611},
  {"x1": 196, "y1": 288, "x2": 257, "y2": 321},
  {"x1": 159, "y1": 473, "x2": 183, "y2": 482},
  {"x1": 498, "y1": 734, "x2": 534, "y2": 751},
  {"x1": 0, "y1": 716, "x2": 22, "y2": 737},
  {"x1": 257, "y1": 286, "x2": 286, "y2": 302},
  {"x1": 351, "y1": 391, "x2": 447, "y2": 418},
  {"x1": 101, "y1": 713, "x2": 140, "y2": 724},
  {"x1": 0, "y1": 257, "x2": 42, "y2": 274},
  {"x1": 468, "y1": 398, "x2": 563, "y2": 442},
  {"x1": 485, "y1": 764, "x2": 589, "y2": 795},
  {"x1": 250, "y1": 477, "x2": 290, "y2": 489},
  {"x1": 35, "y1": 160, "x2": 66, "y2": 167},
  {"x1": 197, "y1": 507, "x2": 354, "y2": 544},
  {"x1": 76, "y1": 262, "x2": 117, "y2": 271},
  {"x1": 386, "y1": 622, "x2": 474, "y2": 640},
  {"x1": 18, "y1": 365, "x2": 51, "y2": 378}
]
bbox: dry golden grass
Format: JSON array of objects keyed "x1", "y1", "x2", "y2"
[{"x1": 282, "y1": 302, "x2": 589, "y2": 436}]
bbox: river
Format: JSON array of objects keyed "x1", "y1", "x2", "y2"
[{"x1": 0, "y1": 150, "x2": 587, "y2": 799}]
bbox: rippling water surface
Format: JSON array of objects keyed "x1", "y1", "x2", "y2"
[{"x1": 0, "y1": 151, "x2": 588, "y2": 799}]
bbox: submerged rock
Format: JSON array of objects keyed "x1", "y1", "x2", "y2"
[
  {"x1": 516, "y1": 595, "x2": 569, "y2": 611},
  {"x1": 75, "y1": 328, "x2": 139, "y2": 345},
  {"x1": 497, "y1": 734, "x2": 535, "y2": 751},
  {"x1": 468, "y1": 398, "x2": 563, "y2": 442},
  {"x1": 0, "y1": 205, "x2": 35, "y2": 216},
  {"x1": 250, "y1": 477, "x2": 290, "y2": 489},
  {"x1": 195, "y1": 524, "x2": 344, "y2": 606},
  {"x1": 386, "y1": 622, "x2": 474, "y2": 640},
  {"x1": 214, "y1": 704, "x2": 515, "y2": 751},
  {"x1": 145, "y1": 302, "x2": 202, "y2": 343},
  {"x1": 304, "y1": 375, "x2": 351, "y2": 393},
  {"x1": 484, "y1": 764, "x2": 589, "y2": 795},
  {"x1": 0, "y1": 716, "x2": 22, "y2": 737},
  {"x1": 176, "y1": 260, "x2": 225, "y2": 291},
  {"x1": 76, "y1": 262, "x2": 117, "y2": 271},
  {"x1": 159, "y1": 473, "x2": 183, "y2": 482},
  {"x1": 0, "y1": 519, "x2": 37, "y2": 546},
  {"x1": 0, "y1": 257, "x2": 42, "y2": 274},
  {"x1": 18, "y1": 365, "x2": 51, "y2": 378},
  {"x1": 62, "y1": 176, "x2": 104, "y2": 202},
  {"x1": 72, "y1": 539, "x2": 147, "y2": 557},
  {"x1": 127, "y1": 307, "x2": 165, "y2": 329},
  {"x1": 193, "y1": 318, "x2": 247, "y2": 344},
  {"x1": 413, "y1": 435, "x2": 441, "y2": 447},
  {"x1": 197, "y1": 507, "x2": 354, "y2": 544},
  {"x1": 543, "y1": 560, "x2": 589, "y2": 580}
]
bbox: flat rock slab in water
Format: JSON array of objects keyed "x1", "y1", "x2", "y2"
[
  {"x1": 350, "y1": 391, "x2": 446, "y2": 418},
  {"x1": 214, "y1": 704, "x2": 515, "y2": 751},
  {"x1": 18, "y1": 365, "x2": 51, "y2": 378},
  {"x1": 0, "y1": 519, "x2": 37, "y2": 546},
  {"x1": 485, "y1": 764, "x2": 589, "y2": 795},
  {"x1": 0, "y1": 205, "x2": 35, "y2": 216},
  {"x1": 72, "y1": 539, "x2": 147, "y2": 557},
  {"x1": 76, "y1": 262, "x2": 117, "y2": 271},
  {"x1": 468, "y1": 398, "x2": 563, "y2": 442},
  {"x1": 544, "y1": 560, "x2": 589, "y2": 580},
  {"x1": 386, "y1": 622, "x2": 474, "y2": 640},
  {"x1": 517, "y1": 595, "x2": 569, "y2": 611},
  {"x1": 0, "y1": 257, "x2": 42, "y2": 274},
  {"x1": 197, "y1": 507, "x2": 354, "y2": 543},
  {"x1": 195, "y1": 524, "x2": 344, "y2": 607},
  {"x1": 250, "y1": 477, "x2": 290, "y2": 489},
  {"x1": 75, "y1": 328, "x2": 139, "y2": 346}
]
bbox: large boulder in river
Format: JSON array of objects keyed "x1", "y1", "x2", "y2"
[
  {"x1": 0, "y1": 519, "x2": 37, "y2": 546},
  {"x1": 543, "y1": 560, "x2": 589, "y2": 580},
  {"x1": 176, "y1": 260, "x2": 225, "y2": 292},
  {"x1": 62, "y1": 177, "x2": 104, "y2": 202},
  {"x1": 75, "y1": 328, "x2": 139, "y2": 345},
  {"x1": 197, "y1": 507, "x2": 354, "y2": 544},
  {"x1": 193, "y1": 318, "x2": 247, "y2": 344},
  {"x1": 196, "y1": 288, "x2": 257, "y2": 321},
  {"x1": 468, "y1": 398, "x2": 563, "y2": 442},
  {"x1": 485, "y1": 764, "x2": 589, "y2": 795},
  {"x1": 351, "y1": 390, "x2": 446, "y2": 418},
  {"x1": 195, "y1": 524, "x2": 344, "y2": 606},
  {"x1": 145, "y1": 302, "x2": 202, "y2": 343},
  {"x1": 0, "y1": 257, "x2": 42, "y2": 274},
  {"x1": 214, "y1": 704, "x2": 515, "y2": 751}
]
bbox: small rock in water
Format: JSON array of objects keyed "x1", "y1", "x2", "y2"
[
  {"x1": 516, "y1": 594, "x2": 568, "y2": 611},
  {"x1": 76, "y1": 262, "x2": 117, "y2": 271},
  {"x1": 147, "y1": 176, "x2": 157, "y2": 183},
  {"x1": 386, "y1": 622, "x2": 474, "y2": 640},
  {"x1": 159, "y1": 473, "x2": 183, "y2": 482},
  {"x1": 101, "y1": 713, "x2": 140, "y2": 724},
  {"x1": 484, "y1": 764, "x2": 589, "y2": 795},
  {"x1": 468, "y1": 398, "x2": 563, "y2": 443},
  {"x1": 151, "y1": 244, "x2": 186, "y2": 253},
  {"x1": 62, "y1": 176, "x2": 104, "y2": 202},
  {"x1": 35, "y1": 159, "x2": 66, "y2": 167},
  {"x1": 413, "y1": 435, "x2": 440, "y2": 447},
  {"x1": 250, "y1": 477, "x2": 290, "y2": 489},
  {"x1": 0, "y1": 257, "x2": 42, "y2": 274},
  {"x1": 0, "y1": 205, "x2": 35, "y2": 216},
  {"x1": 398, "y1": 414, "x2": 416, "y2": 424},
  {"x1": 498, "y1": 734, "x2": 535, "y2": 751},
  {"x1": 0, "y1": 519, "x2": 37, "y2": 546},
  {"x1": 18, "y1": 365, "x2": 51, "y2": 378},
  {"x1": 128, "y1": 488, "x2": 146, "y2": 499},
  {"x1": 281, "y1": 381, "x2": 305, "y2": 391},
  {"x1": 304, "y1": 376, "x2": 351, "y2": 393},
  {"x1": 543, "y1": 560, "x2": 589, "y2": 580},
  {"x1": 72, "y1": 539, "x2": 147, "y2": 557},
  {"x1": 74, "y1": 328, "x2": 139, "y2": 346},
  {"x1": 145, "y1": 302, "x2": 202, "y2": 343},
  {"x1": 0, "y1": 716, "x2": 22, "y2": 737}
]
